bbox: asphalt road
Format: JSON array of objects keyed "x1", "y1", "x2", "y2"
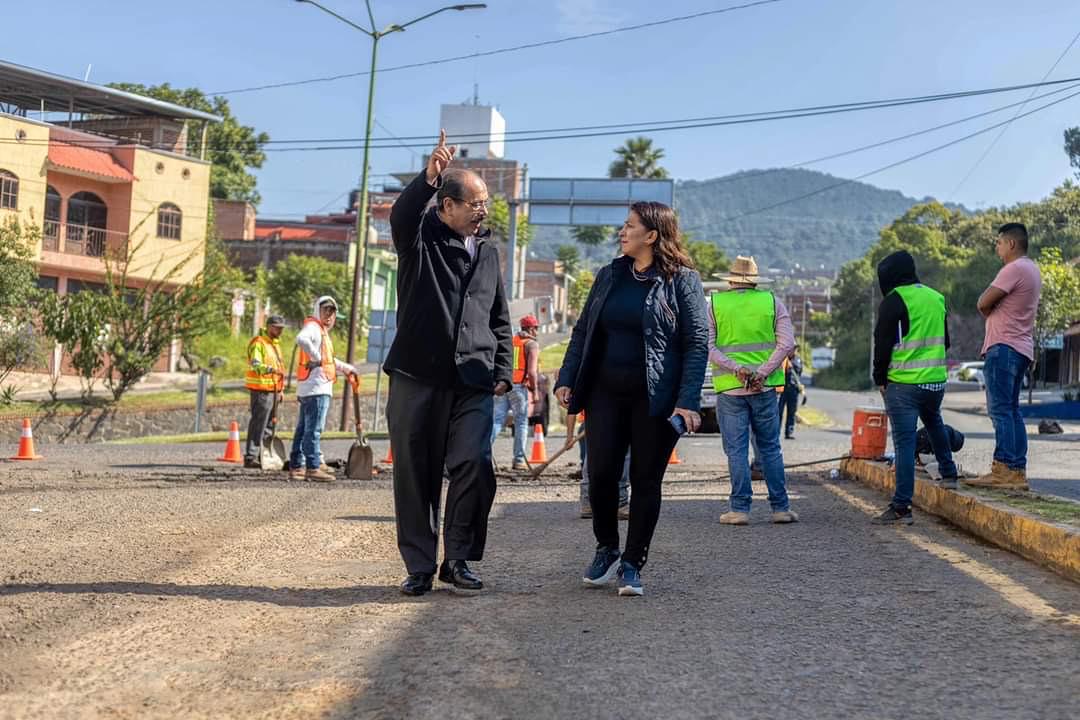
[
  {"x1": 803, "y1": 387, "x2": 1080, "y2": 501},
  {"x1": 1, "y1": 429, "x2": 1078, "y2": 719}
]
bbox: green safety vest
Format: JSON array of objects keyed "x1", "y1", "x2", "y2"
[
  {"x1": 887, "y1": 284, "x2": 948, "y2": 384},
  {"x1": 711, "y1": 289, "x2": 785, "y2": 393}
]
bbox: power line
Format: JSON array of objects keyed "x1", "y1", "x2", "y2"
[
  {"x1": 949, "y1": 28, "x2": 1080, "y2": 197},
  {"x1": 679, "y1": 80, "x2": 1080, "y2": 198},
  {"x1": 714, "y1": 86, "x2": 1080, "y2": 223},
  {"x1": 7, "y1": 75, "x2": 1080, "y2": 152},
  {"x1": 209, "y1": 0, "x2": 785, "y2": 96}
]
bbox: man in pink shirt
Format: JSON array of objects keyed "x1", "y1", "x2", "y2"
[
  {"x1": 708, "y1": 256, "x2": 798, "y2": 525},
  {"x1": 966, "y1": 223, "x2": 1041, "y2": 490}
]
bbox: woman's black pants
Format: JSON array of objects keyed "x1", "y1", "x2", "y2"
[{"x1": 584, "y1": 384, "x2": 679, "y2": 568}]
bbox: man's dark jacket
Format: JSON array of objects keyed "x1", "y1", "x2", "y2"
[
  {"x1": 556, "y1": 255, "x2": 709, "y2": 417},
  {"x1": 873, "y1": 250, "x2": 950, "y2": 386},
  {"x1": 384, "y1": 172, "x2": 512, "y2": 391}
]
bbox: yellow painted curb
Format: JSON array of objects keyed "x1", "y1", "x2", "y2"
[{"x1": 840, "y1": 457, "x2": 1080, "y2": 584}]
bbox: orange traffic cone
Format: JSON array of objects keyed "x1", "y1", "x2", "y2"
[
  {"x1": 382, "y1": 444, "x2": 394, "y2": 465},
  {"x1": 10, "y1": 418, "x2": 41, "y2": 460},
  {"x1": 667, "y1": 447, "x2": 682, "y2": 465},
  {"x1": 529, "y1": 423, "x2": 548, "y2": 463},
  {"x1": 219, "y1": 421, "x2": 243, "y2": 463}
]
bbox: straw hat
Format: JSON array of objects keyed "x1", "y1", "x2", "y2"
[{"x1": 721, "y1": 255, "x2": 770, "y2": 285}]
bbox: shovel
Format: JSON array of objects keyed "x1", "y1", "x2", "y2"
[
  {"x1": 260, "y1": 387, "x2": 288, "y2": 471},
  {"x1": 346, "y1": 374, "x2": 374, "y2": 480}
]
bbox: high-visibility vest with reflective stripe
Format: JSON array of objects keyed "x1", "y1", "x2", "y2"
[
  {"x1": 511, "y1": 335, "x2": 527, "y2": 384},
  {"x1": 297, "y1": 317, "x2": 337, "y2": 384},
  {"x1": 887, "y1": 284, "x2": 948, "y2": 384},
  {"x1": 711, "y1": 289, "x2": 785, "y2": 393},
  {"x1": 244, "y1": 335, "x2": 285, "y2": 391}
]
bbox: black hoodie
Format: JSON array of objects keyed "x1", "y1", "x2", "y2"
[{"x1": 872, "y1": 250, "x2": 950, "y2": 386}]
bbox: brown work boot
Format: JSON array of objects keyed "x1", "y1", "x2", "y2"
[
  {"x1": 719, "y1": 511, "x2": 750, "y2": 526},
  {"x1": 306, "y1": 467, "x2": 335, "y2": 483},
  {"x1": 287, "y1": 468, "x2": 305, "y2": 482},
  {"x1": 964, "y1": 461, "x2": 1028, "y2": 490}
]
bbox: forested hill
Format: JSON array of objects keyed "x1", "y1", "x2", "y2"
[
  {"x1": 530, "y1": 168, "x2": 957, "y2": 271},
  {"x1": 674, "y1": 168, "x2": 954, "y2": 270}
]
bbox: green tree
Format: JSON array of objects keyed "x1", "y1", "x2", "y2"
[
  {"x1": 609, "y1": 136, "x2": 669, "y2": 179},
  {"x1": 486, "y1": 197, "x2": 533, "y2": 246},
  {"x1": 568, "y1": 269, "x2": 595, "y2": 316},
  {"x1": 685, "y1": 239, "x2": 730, "y2": 281},
  {"x1": 571, "y1": 225, "x2": 615, "y2": 247},
  {"x1": 1065, "y1": 127, "x2": 1080, "y2": 178},
  {"x1": 39, "y1": 290, "x2": 109, "y2": 399},
  {"x1": 1032, "y1": 247, "x2": 1080, "y2": 394},
  {"x1": 814, "y1": 256, "x2": 875, "y2": 390},
  {"x1": 108, "y1": 83, "x2": 270, "y2": 205},
  {"x1": 266, "y1": 254, "x2": 351, "y2": 325},
  {"x1": 555, "y1": 245, "x2": 581, "y2": 276},
  {"x1": 0, "y1": 219, "x2": 44, "y2": 401}
]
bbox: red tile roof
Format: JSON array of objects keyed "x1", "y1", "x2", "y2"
[
  {"x1": 47, "y1": 142, "x2": 134, "y2": 182},
  {"x1": 254, "y1": 225, "x2": 350, "y2": 242}
]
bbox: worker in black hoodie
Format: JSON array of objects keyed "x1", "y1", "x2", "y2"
[{"x1": 871, "y1": 250, "x2": 958, "y2": 525}]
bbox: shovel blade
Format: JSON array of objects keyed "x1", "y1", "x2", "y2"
[
  {"x1": 260, "y1": 437, "x2": 287, "y2": 471},
  {"x1": 346, "y1": 440, "x2": 374, "y2": 480}
]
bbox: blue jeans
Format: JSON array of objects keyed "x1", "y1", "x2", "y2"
[
  {"x1": 885, "y1": 383, "x2": 957, "y2": 509},
  {"x1": 290, "y1": 394, "x2": 331, "y2": 470},
  {"x1": 717, "y1": 392, "x2": 789, "y2": 512},
  {"x1": 983, "y1": 343, "x2": 1030, "y2": 470},
  {"x1": 491, "y1": 384, "x2": 530, "y2": 462}
]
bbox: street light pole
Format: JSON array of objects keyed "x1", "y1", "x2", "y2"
[{"x1": 294, "y1": 0, "x2": 486, "y2": 430}]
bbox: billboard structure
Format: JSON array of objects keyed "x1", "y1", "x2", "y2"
[{"x1": 527, "y1": 178, "x2": 674, "y2": 226}]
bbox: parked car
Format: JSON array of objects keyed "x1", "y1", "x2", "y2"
[
  {"x1": 700, "y1": 364, "x2": 719, "y2": 434},
  {"x1": 949, "y1": 360, "x2": 1029, "y2": 389},
  {"x1": 949, "y1": 361, "x2": 985, "y2": 382}
]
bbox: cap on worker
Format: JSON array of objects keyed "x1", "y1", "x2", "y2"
[
  {"x1": 266, "y1": 314, "x2": 286, "y2": 327},
  {"x1": 520, "y1": 314, "x2": 539, "y2": 329}
]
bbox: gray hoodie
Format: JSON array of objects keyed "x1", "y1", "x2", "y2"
[{"x1": 295, "y1": 295, "x2": 356, "y2": 399}]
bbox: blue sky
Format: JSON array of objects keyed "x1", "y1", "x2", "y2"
[{"x1": 6, "y1": 1, "x2": 1080, "y2": 218}]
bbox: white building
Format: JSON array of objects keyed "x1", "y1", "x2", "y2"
[{"x1": 440, "y1": 103, "x2": 505, "y2": 160}]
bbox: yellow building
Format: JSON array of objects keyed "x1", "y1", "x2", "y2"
[{"x1": 0, "y1": 59, "x2": 219, "y2": 372}]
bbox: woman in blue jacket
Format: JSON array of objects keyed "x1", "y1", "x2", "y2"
[{"x1": 555, "y1": 201, "x2": 708, "y2": 597}]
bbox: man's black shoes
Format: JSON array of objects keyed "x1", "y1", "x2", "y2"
[
  {"x1": 438, "y1": 560, "x2": 483, "y2": 590},
  {"x1": 400, "y1": 572, "x2": 434, "y2": 596}
]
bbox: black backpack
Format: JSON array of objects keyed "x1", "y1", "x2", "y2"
[{"x1": 916, "y1": 425, "x2": 964, "y2": 454}]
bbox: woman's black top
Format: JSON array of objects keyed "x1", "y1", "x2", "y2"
[{"x1": 589, "y1": 261, "x2": 657, "y2": 393}]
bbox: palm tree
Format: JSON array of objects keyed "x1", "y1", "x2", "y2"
[{"x1": 608, "y1": 136, "x2": 669, "y2": 179}]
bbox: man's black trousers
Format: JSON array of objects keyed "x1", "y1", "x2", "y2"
[{"x1": 386, "y1": 372, "x2": 497, "y2": 575}]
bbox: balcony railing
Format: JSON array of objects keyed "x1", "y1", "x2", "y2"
[{"x1": 41, "y1": 221, "x2": 127, "y2": 260}]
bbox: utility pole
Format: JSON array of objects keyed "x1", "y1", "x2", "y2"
[{"x1": 295, "y1": 0, "x2": 487, "y2": 430}]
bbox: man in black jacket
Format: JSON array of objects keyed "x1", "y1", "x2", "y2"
[
  {"x1": 385, "y1": 129, "x2": 513, "y2": 596},
  {"x1": 871, "y1": 250, "x2": 958, "y2": 525}
]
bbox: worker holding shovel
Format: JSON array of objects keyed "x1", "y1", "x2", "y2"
[{"x1": 244, "y1": 314, "x2": 287, "y2": 469}]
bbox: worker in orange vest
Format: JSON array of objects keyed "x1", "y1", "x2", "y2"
[
  {"x1": 289, "y1": 296, "x2": 357, "y2": 482},
  {"x1": 243, "y1": 314, "x2": 286, "y2": 468},
  {"x1": 491, "y1": 314, "x2": 540, "y2": 469}
]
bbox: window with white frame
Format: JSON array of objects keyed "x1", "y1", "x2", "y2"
[
  {"x1": 157, "y1": 203, "x2": 182, "y2": 240},
  {"x1": 0, "y1": 170, "x2": 18, "y2": 210}
]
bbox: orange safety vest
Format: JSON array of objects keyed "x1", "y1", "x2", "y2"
[
  {"x1": 297, "y1": 317, "x2": 337, "y2": 383},
  {"x1": 512, "y1": 335, "x2": 527, "y2": 384},
  {"x1": 244, "y1": 335, "x2": 285, "y2": 391}
]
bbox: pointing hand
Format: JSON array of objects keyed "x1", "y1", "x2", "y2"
[{"x1": 426, "y1": 128, "x2": 457, "y2": 184}]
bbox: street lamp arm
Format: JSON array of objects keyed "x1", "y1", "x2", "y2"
[
  {"x1": 393, "y1": 3, "x2": 487, "y2": 31},
  {"x1": 294, "y1": 0, "x2": 374, "y2": 36}
]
